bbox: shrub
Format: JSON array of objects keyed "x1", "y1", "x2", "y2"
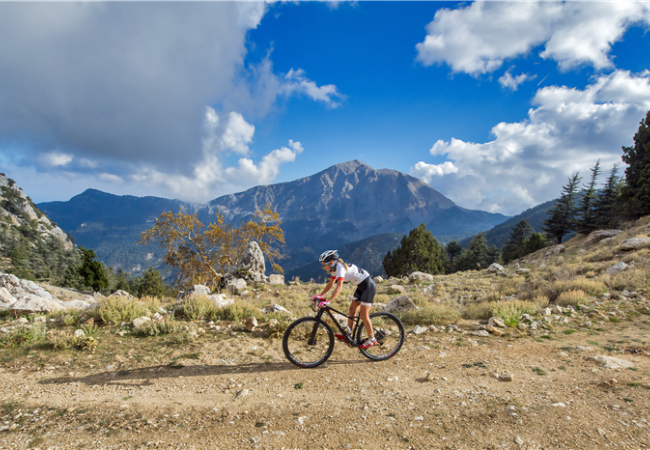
[
  {"x1": 0, "y1": 323, "x2": 46, "y2": 347},
  {"x1": 267, "y1": 318, "x2": 291, "y2": 339},
  {"x1": 92, "y1": 297, "x2": 150, "y2": 325},
  {"x1": 133, "y1": 318, "x2": 180, "y2": 337},
  {"x1": 181, "y1": 295, "x2": 216, "y2": 321},
  {"x1": 462, "y1": 302, "x2": 493, "y2": 320},
  {"x1": 490, "y1": 300, "x2": 539, "y2": 327},
  {"x1": 555, "y1": 289, "x2": 590, "y2": 307},
  {"x1": 207, "y1": 300, "x2": 264, "y2": 323},
  {"x1": 48, "y1": 331, "x2": 99, "y2": 351},
  {"x1": 397, "y1": 303, "x2": 460, "y2": 326}
]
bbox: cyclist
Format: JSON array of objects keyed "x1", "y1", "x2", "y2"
[{"x1": 318, "y1": 250, "x2": 377, "y2": 349}]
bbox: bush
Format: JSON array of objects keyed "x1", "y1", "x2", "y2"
[
  {"x1": 0, "y1": 323, "x2": 47, "y2": 347},
  {"x1": 48, "y1": 331, "x2": 99, "y2": 351},
  {"x1": 133, "y1": 318, "x2": 180, "y2": 337},
  {"x1": 552, "y1": 279, "x2": 608, "y2": 297},
  {"x1": 397, "y1": 303, "x2": 460, "y2": 326},
  {"x1": 555, "y1": 289, "x2": 590, "y2": 307},
  {"x1": 209, "y1": 301, "x2": 264, "y2": 323},
  {"x1": 490, "y1": 300, "x2": 539, "y2": 327},
  {"x1": 92, "y1": 297, "x2": 150, "y2": 325},
  {"x1": 181, "y1": 295, "x2": 216, "y2": 321},
  {"x1": 462, "y1": 302, "x2": 493, "y2": 320}
]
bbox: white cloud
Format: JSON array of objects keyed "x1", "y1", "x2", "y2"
[
  {"x1": 499, "y1": 71, "x2": 536, "y2": 91},
  {"x1": 411, "y1": 70, "x2": 650, "y2": 215},
  {"x1": 42, "y1": 152, "x2": 73, "y2": 167},
  {"x1": 131, "y1": 110, "x2": 303, "y2": 202},
  {"x1": 98, "y1": 173, "x2": 123, "y2": 183},
  {"x1": 416, "y1": 2, "x2": 650, "y2": 75},
  {"x1": 410, "y1": 161, "x2": 458, "y2": 183},
  {"x1": 281, "y1": 68, "x2": 345, "y2": 108}
]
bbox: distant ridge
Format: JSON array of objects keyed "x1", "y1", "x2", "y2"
[{"x1": 38, "y1": 160, "x2": 508, "y2": 275}]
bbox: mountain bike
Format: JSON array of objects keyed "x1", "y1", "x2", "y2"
[{"x1": 282, "y1": 296, "x2": 405, "y2": 368}]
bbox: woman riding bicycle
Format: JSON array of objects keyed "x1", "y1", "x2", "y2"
[{"x1": 318, "y1": 250, "x2": 378, "y2": 349}]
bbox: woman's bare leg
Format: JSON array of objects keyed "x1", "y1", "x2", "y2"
[{"x1": 359, "y1": 304, "x2": 374, "y2": 338}]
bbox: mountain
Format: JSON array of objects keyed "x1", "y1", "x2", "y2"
[
  {"x1": 0, "y1": 173, "x2": 78, "y2": 280},
  {"x1": 38, "y1": 160, "x2": 508, "y2": 276},
  {"x1": 285, "y1": 232, "x2": 404, "y2": 283},
  {"x1": 461, "y1": 200, "x2": 556, "y2": 249}
]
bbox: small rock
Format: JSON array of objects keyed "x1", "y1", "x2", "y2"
[
  {"x1": 471, "y1": 330, "x2": 490, "y2": 337},
  {"x1": 409, "y1": 271, "x2": 434, "y2": 283},
  {"x1": 545, "y1": 245, "x2": 566, "y2": 257},
  {"x1": 498, "y1": 373, "x2": 514, "y2": 382},
  {"x1": 552, "y1": 402, "x2": 566, "y2": 408},
  {"x1": 132, "y1": 316, "x2": 151, "y2": 330},
  {"x1": 428, "y1": 325, "x2": 438, "y2": 332},
  {"x1": 487, "y1": 317, "x2": 506, "y2": 328},
  {"x1": 606, "y1": 262, "x2": 628, "y2": 275},
  {"x1": 387, "y1": 285, "x2": 406, "y2": 295},
  {"x1": 620, "y1": 237, "x2": 650, "y2": 251},
  {"x1": 268, "y1": 319, "x2": 278, "y2": 328},
  {"x1": 412, "y1": 325, "x2": 428, "y2": 335},
  {"x1": 33, "y1": 316, "x2": 46, "y2": 323},
  {"x1": 372, "y1": 276, "x2": 384, "y2": 284},
  {"x1": 486, "y1": 263, "x2": 505, "y2": 273},
  {"x1": 587, "y1": 355, "x2": 634, "y2": 369},
  {"x1": 486, "y1": 326, "x2": 503, "y2": 336},
  {"x1": 152, "y1": 312, "x2": 163, "y2": 321},
  {"x1": 73, "y1": 329, "x2": 85, "y2": 337},
  {"x1": 244, "y1": 317, "x2": 258, "y2": 332},
  {"x1": 514, "y1": 436, "x2": 524, "y2": 446}
]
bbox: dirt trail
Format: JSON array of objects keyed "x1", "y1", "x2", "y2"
[{"x1": 1, "y1": 322, "x2": 650, "y2": 450}]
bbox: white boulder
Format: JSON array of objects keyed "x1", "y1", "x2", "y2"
[
  {"x1": 0, "y1": 287, "x2": 15, "y2": 308},
  {"x1": 486, "y1": 263, "x2": 505, "y2": 274},
  {"x1": 582, "y1": 230, "x2": 622, "y2": 247},
  {"x1": 620, "y1": 238, "x2": 650, "y2": 251},
  {"x1": 606, "y1": 262, "x2": 628, "y2": 275},
  {"x1": 587, "y1": 355, "x2": 634, "y2": 369},
  {"x1": 267, "y1": 274, "x2": 285, "y2": 285},
  {"x1": 10, "y1": 295, "x2": 64, "y2": 313},
  {"x1": 226, "y1": 278, "x2": 247, "y2": 295},
  {"x1": 488, "y1": 317, "x2": 506, "y2": 328},
  {"x1": 207, "y1": 294, "x2": 235, "y2": 309},
  {"x1": 545, "y1": 245, "x2": 566, "y2": 257},
  {"x1": 132, "y1": 316, "x2": 151, "y2": 330},
  {"x1": 385, "y1": 295, "x2": 418, "y2": 313},
  {"x1": 373, "y1": 276, "x2": 384, "y2": 284},
  {"x1": 409, "y1": 272, "x2": 434, "y2": 283},
  {"x1": 387, "y1": 285, "x2": 406, "y2": 295}
]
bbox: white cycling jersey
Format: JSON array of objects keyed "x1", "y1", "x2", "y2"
[{"x1": 331, "y1": 262, "x2": 369, "y2": 285}]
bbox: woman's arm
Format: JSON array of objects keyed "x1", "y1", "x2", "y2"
[
  {"x1": 327, "y1": 279, "x2": 345, "y2": 302},
  {"x1": 320, "y1": 278, "x2": 335, "y2": 296}
]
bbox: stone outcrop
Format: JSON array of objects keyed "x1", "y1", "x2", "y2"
[
  {"x1": 486, "y1": 263, "x2": 505, "y2": 274},
  {"x1": 177, "y1": 285, "x2": 211, "y2": 300},
  {"x1": 620, "y1": 238, "x2": 650, "y2": 251},
  {"x1": 545, "y1": 245, "x2": 565, "y2": 257},
  {"x1": 387, "y1": 285, "x2": 406, "y2": 295},
  {"x1": 384, "y1": 295, "x2": 418, "y2": 313},
  {"x1": 409, "y1": 272, "x2": 434, "y2": 283},
  {"x1": 267, "y1": 274, "x2": 285, "y2": 285},
  {"x1": 605, "y1": 262, "x2": 628, "y2": 275},
  {"x1": 10, "y1": 295, "x2": 64, "y2": 314},
  {"x1": 582, "y1": 230, "x2": 622, "y2": 247}
]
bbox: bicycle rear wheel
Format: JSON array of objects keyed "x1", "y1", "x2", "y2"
[
  {"x1": 282, "y1": 317, "x2": 334, "y2": 368},
  {"x1": 357, "y1": 311, "x2": 405, "y2": 361}
]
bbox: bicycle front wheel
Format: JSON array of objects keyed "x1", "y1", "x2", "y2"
[
  {"x1": 357, "y1": 311, "x2": 405, "y2": 361},
  {"x1": 282, "y1": 317, "x2": 334, "y2": 368}
]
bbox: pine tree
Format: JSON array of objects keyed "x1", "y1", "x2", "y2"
[
  {"x1": 593, "y1": 165, "x2": 621, "y2": 229},
  {"x1": 524, "y1": 232, "x2": 547, "y2": 254},
  {"x1": 78, "y1": 247, "x2": 109, "y2": 293},
  {"x1": 620, "y1": 110, "x2": 650, "y2": 219},
  {"x1": 456, "y1": 233, "x2": 498, "y2": 271},
  {"x1": 382, "y1": 223, "x2": 445, "y2": 277},
  {"x1": 501, "y1": 219, "x2": 533, "y2": 263},
  {"x1": 445, "y1": 240, "x2": 463, "y2": 273},
  {"x1": 576, "y1": 160, "x2": 601, "y2": 234},
  {"x1": 136, "y1": 267, "x2": 167, "y2": 298},
  {"x1": 542, "y1": 172, "x2": 582, "y2": 244}
]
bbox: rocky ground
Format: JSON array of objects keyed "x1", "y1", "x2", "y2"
[
  {"x1": 1, "y1": 218, "x2": 649, "y2": 449},
  {"x1": 1, "y1": 309, "x2": 649, "y2": 450}
]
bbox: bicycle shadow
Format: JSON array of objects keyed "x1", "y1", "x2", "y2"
[{"x1": 39, "y1": 358, "x2": 374, "y2": 388}]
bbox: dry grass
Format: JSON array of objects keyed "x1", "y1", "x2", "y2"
[
  {"x1": 462, "y1": 301, "x2": 493, "y2": 320},
  {"x1": 397, "y1": 301, "x2": 461, "y2": 326},
  {"x1": 47, "y1": 331, "x2": 99, "y2": 351},
  {"x1": 555, "y1": 289, "x2": 590, "y2": 308},
  {"x1": 490, "y1": 300, "x2": 540, "y2": 327}
]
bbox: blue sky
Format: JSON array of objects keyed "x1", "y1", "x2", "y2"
[{"x1": 1, "y1": 1, "x2": 650, "y2": 216}]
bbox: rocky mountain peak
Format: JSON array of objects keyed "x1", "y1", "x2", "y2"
[{"x1": 0, "y1": 173, "x2": 74, "y2": 250}]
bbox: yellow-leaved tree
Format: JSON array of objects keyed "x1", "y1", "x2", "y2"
[{"x1": 139, "y1": 204, "x2": 284, "y2": 289}]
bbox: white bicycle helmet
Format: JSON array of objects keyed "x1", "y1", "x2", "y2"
[{"x1": 319, "y1": 250, "x2": 339, "y2": 264}]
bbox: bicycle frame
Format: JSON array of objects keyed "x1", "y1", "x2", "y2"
[{"x1": 311, "y1": 304, "x2": 364, "y2": 347}]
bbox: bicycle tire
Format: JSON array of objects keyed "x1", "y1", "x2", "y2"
[
  {"x1": 282, "y1": 317, "x2": 335, "y2": 368},
  {"x1": 357, "y1": 311, "x2": 405, "y2": 361}
]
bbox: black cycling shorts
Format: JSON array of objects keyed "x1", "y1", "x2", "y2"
[{"x1": 351, "y1": 277, "x2": 376, "y2": 306}]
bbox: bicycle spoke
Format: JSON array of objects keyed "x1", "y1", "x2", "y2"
[{"x1": 283, "y1": 318, "x2": 334, "y2": 368}]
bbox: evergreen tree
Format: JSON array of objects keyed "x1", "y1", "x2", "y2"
[
  {"x1": 501, "y1": 219, "x2": 533, "y2": 263},
  {"x1": 576, "y1": 160, "x2": 601, "y2": 234},
  {"x1": 136, "y1": 267, "x2": 167, "y2": 298},
  {"x1": 382, "y1": 223, "x2": 445, "y2": 277},
  {"x1": 593, "y1": 165, "x2": 621, "y2": 229},
  {"x1": 620, "y1": 110, "x2": 650, "y2": 219},
  {"x1": 78, "y1": 247, "x2": 109, "y2": 292},
  {"x1": 542, "y1": 172, "x2": 582, "y2": 244},
  {"x1": 61, "y1": 265, "x2": 84, "y2": 290},
  {"x1": 445, "y1": 240, "x2": 463, "y2": 273},
  {"x1": 524, "y1": 232, "x2": 547, "y2": 254},
  {"x1": 456, "y1": 233, "x2": 499, "y2": 271},
  {"x1": 114, "y1": 268, "x2": 133, "y2": 293}
]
